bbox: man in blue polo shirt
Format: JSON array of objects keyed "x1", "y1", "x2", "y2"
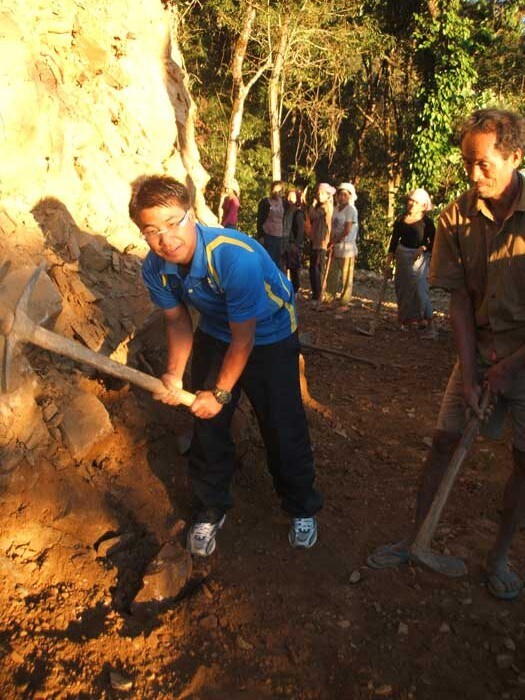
[{"x1": 129, "y1": 175, "x2": 323, "y2": 557}]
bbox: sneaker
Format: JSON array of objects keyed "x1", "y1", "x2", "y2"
[
  {"x1": 289, "y1": 517, "x2": 318, "y2": 549},
  {"x1": 186, "y1": 515, "x2": 226, "y2": 557}
]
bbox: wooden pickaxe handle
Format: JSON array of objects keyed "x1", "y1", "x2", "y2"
[
  {"x1": 316, "y1": 247, "x2": 334, "y2": 309},
  {"x1": 411, "y1": 388, "x2": 492, "y2": 552},
  {"x1": 368, "y1": 266, "x2": 390, "y2": 336},
  {"x1": 1, "y1": 305, "x2": 196, "y2": 407}
]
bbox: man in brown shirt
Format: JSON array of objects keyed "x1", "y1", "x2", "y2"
[{"x1": 368, "y1": 108, "x2": 525, "y2": 599}]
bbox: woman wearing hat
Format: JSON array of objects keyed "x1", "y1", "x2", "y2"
[
  {"x1": 328, "y1": 182, "x2": 359, "y2": 309},
  {"x1": 386, "y1": 188, "x2": 436, "y2": 337},
  {"x1": 308, "y1": 183, "x2": 335, "y2": 302}
]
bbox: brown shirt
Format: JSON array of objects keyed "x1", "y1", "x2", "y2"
[{"x1": 429, "y1": 171, "x2": 525, "y2": 364}]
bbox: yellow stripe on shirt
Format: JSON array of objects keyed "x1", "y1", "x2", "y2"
[
  {"x1": 264, "y1": 282, "x2": 297, "y2": 334},
  {"x1": 205, "y1": 236, "x2": 255, "y2": 287}
]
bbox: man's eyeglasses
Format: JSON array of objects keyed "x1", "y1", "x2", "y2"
[{"x1": 140, "y1": 210, "x2": 190, "y2": 240}]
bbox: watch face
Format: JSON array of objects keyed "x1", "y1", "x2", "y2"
[{"x1": 214, "y1": 388, "x2": 231, "y2": 404}]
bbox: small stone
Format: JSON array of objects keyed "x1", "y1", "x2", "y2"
[
  {"x1": 503, "y1": 638, "x2": 516, "y2": 652},
  {"x1": 422, "y1": 437, "x2": 433, "y2": 448},
  {"x1": 110, "y1": 671, "x2": 133, "y2": 691},
  {"x1": 439, "y1": 622, "x2": 451, "y2": 633},
  {"x1": 337, "y1": 620, "x2": 351, "y2": 629},
  {"x1": 349, "y1": 570, "x2": 361, "y2": 584},
  {"x1": 237, "y1": 635, "x2": 253, "y2": 650},
  {"x1": 42, "y1": 403, "x2": 59, "y2": 421},
  {"x1": 374, "y1": 685, "x2": 393, "y2": 697},
  {"x1": 397, "y1": 622, "x2": 408, "y2": 636},
  {"x1": 10, "y1": 650, "x2": 24, "y2": 664},
  {"x1": 496, "y1": 654, "x2": 514, "y2": 670}
]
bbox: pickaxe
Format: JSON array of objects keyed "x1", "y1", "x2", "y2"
[
  {"x1": 0, "y1": 264, "x2": 196, "y2": 407},
  {"x1": 408, "y1": 388, "x2": 492, "y2": 576}
]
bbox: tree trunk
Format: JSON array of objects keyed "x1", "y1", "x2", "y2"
[
  {"x1": 268, "y1": 18, "x2": 291, "y2": 182},
  {"x1": 164, "y1": 8, "x2": 215, "y2": 224},
  {"x1": 220, "y1": 3, "x2": 270, "y2": 214}
]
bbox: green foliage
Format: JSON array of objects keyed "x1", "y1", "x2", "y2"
[
  {"x1": 175, "y1": 0, "x2": 523, "y2": 267},
  {"x1": 406, "y1": 0, "x2": 478, "y2": 200}
]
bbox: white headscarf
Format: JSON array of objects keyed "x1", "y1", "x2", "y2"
[{"x1": 408, "y1": 188, "x2": 433, "y2": 211}]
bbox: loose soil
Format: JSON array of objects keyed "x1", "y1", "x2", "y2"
[{"x1": 1, "y1": 272, "x2": 524, "y2": 700}]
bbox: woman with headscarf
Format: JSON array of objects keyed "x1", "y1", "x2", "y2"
[
  {"x1": 308, "y1": 183, "x2": 335, "y2": 303},
  {"x1": 328, "y1": 182, "x2": 359, "y2": 310},
  {"x1": 387, "y1": 188, "x2": 437, "y2": 337}
]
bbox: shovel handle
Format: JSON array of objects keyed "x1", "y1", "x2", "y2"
[
  {"x1": 412, "y1": 388, "x2": 491, "y2": 551},
  {"x1": 12, "y1": 309, "x2": 196, "y2": 407},
  {"x1": 317, "y1": 247, "x2": 334, "y2": 309}
]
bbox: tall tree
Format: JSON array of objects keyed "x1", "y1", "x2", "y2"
[
  {"x1": 221, "y1": 2, "x2": 271, "y2": 203},
  {"x1": 406, "y1": 0, "x2": 477, "y2": 199}
]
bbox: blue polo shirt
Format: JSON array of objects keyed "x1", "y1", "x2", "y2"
[{"x1": 141, "y1": 224, "x2": 297, "y2": 345}]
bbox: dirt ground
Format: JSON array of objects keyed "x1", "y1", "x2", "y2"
[{"x1": 1, "y1": 270, "x2": 525, "y2": 700}]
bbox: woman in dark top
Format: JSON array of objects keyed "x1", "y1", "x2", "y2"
[
  {"x1": 282, "y1": 188, "x2": 305, "y2": 294},
  {"x1": 386, "y1": 188, "x2": 437, "y2": 337}
]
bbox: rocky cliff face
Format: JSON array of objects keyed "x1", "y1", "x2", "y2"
[
  {"x1": 1, "y1": 0, "x2": 213, "y2": 262},
  {"x1": 0, "y1": 0, "x2": 217, "y2": 620}
]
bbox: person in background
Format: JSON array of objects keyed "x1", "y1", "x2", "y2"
[
  {"x1": 308, "y1": 183, "x2": 335, "y2": 303},
  {"x1": 282, "y1": 188, "x2": 305, "y2": 294},
  {"x1": 257, "y1": 180, "x2": 285, "y2": 268},
  {"x1": 328, "y1": 182, "x2": 359, "y2": 310},
  {"x1": 130, "y1": 175, "x2": 323, "y2": 557},
  {"x1": 368, "y1": 108, "x2": 525, "y2": 600},
  {"x1": 386, "y1": 188, "x2": 437, "y2": 338},
  {"x1": 221, "y1": 181, "x2": 240, "y2": 229}
]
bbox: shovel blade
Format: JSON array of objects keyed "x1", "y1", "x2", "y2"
[{"x1": 410, "y1": 546, "x2": 467, "y2": 578}]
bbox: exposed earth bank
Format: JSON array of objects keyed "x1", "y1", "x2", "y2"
[{"x1": 1, "y1": 271, "x2": 524, "y2": 700}]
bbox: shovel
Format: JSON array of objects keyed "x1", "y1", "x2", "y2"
[
  {"x1": 409, "y1": 388, "x2": 492, "y2": 576},
  {"x1": 0, "y1": 264, "x2": 196, "y2": 407},
  {"x1": 316, "y1": 246, "x2": 334, "y2": 311}
]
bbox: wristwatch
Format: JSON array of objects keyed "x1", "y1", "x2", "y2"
[{"x1": 213, "y1": 387, "x2": 232, "y2": 405}]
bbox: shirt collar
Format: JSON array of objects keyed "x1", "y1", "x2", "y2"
[
  {"x1": 159, "y1": 224, "x2": 208, "y2": 279},
  {"x1": 467, "y1": 170, "x2": 525, "y2": 219}
]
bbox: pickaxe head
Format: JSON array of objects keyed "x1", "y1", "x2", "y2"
[{"x1": 0, "y1": 264, "x2": 46, "y2": 393}]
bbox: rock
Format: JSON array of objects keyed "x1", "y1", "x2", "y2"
[
  {"x1": 236, "y1": 635, "x2": 254, "y2": 650},
  {"x1": 349, "y1": 570, "x2": 361, "y2": 584},
  {"x1": 337, "y1": 620, "x2": 351, "y2": 629},
  {"x1": 109, "y1": 671, "x2": 133, "y2": 691},
  {"x1": 42, "y1": 402, "x2": 59, "y2": 422},
  {"x1": 439, "y1": 622, "x2": 451, "y2": 633},
  {"x1": 422, "y1": 436, "x2": 433, "y2": 448},
  {"x1": 503, "y1": 638, "x2": 516, "y2": 652},
  {"x1": 133, "y1": 543, "x2": 192, "y2": 603},
  {"x1": 397, "y1": 622, "x2": 408, "y2": 636},
  {"x1": 374, "y1": 685, "x2": 393, "y2": 697},
  {"x1": 59, "y1": 391, "x2": 113, "y2": 459},
  {"x1": 79, "y1": 243, "x2": 110, "y2": 272}
]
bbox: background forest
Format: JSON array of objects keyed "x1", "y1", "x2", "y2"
[{"x1": 173, "y1": 0, "x2": 524, "y2": 270}]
